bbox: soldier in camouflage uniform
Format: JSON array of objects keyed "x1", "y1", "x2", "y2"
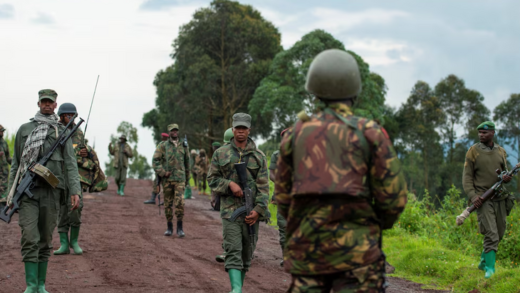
[
  {"x1": 190, "y1": 149, "x2": 200, "y2": 189},
  {"x1": 197, "y1": 149, "x2": 209, "y2": 194},
  {"x1": 210, "y1": 142, "x2": 221, "y2": 210},
  {"x1": 109, "y1": 135, "x2": 133, "y2": 196},
  {"x1": 275, "y1": 49, "x2": 407, "y2": 293},
  {"x1": 144, "y1": 133, "x2": 169, "y2": 204},
  {"x1": 153, "y1": 123, "x2": 190, "y2": 237},
  {"x1": 0, "y1": 124, "x2": 12, "y2": 209},
  {"x1": 208, "y1": 113, "x2": 269, "y2": 292}
]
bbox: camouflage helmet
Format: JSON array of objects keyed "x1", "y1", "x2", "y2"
[
  {"x1": 57, "y1": 103, "x2": 77, "y2": 116},
  {"x1": 223, "y1": 128, "x2": 233, "y2": 143},
  {"x1": 191, "y1": 149, "x2": 197, "y2": 155},
  {"x1": 305, "y1": 49, "x2": 362, "y2": 100}
]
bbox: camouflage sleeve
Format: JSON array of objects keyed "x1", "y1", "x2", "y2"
[
  {"x1": 207, "y1": 150, "x2": 231, "y2": 194},
  {"x1": 253, "y1": 154, "x2": 269, "y2": 217},
  {"x1": 462, "y1": 147, "x2": 477, "y2": 201},
  {"x1": 7, "y1": 128, "x2": 23, "y2": 193},
  {"x1": 184, "y1": 146, "x2": 190, "y2": 182},
  {"x1": 366, "y1": 122, "x2": 407, "y2": 230},
  {"x1": 152, "y1": 143, "x2": 166, "y2": 177},
  {"x1": 108, "y1": 143, "x2": 114, "y2": 155},
  {"x1": 275, "y1": 128, "x2": 294, "y2": 219},
  {"x1": 126, "y1": 144, "x2": 134, "y2": 158},
  {"x1": 64, "y1": 137, "x2": 82, "y2": 196}
]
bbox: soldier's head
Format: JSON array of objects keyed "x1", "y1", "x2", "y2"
[
  {"x1": 223, "y1": 128, "x2": 233, "y2": 144},
  {"x1": 119, "y1": 135, "x2": 127, "y2": 143},
  {"x1": 477, "y1": 121, "x2": 495, "y2": 144},
  {"x1": 168, "y1": 124, "x2": 179, "y2": 139},
  {"x1": 191, "y1": 149, "x2": 197, "y2": 156},
  {"x1": 37, "y1": 89, "x2": 58, "y2": 115},
  {"x1": 212, "y1": 142, "x2": 221, "y2": 151},
  {"x1": 57, "y1": 103, "x2": 77, "y2": 125},
  {"x1": 199, "y1": 149, "x2": 206, "y2": 157},
  {"x1": 305, "y1": 49, "x2": 362, "y2": 106},
  {"x1": 0, "y1": 125, "x2": 5, "y2": 138},
  {"x1": 232, "y1": 113, "x2": 251, "y2": 144},
  {"x1": 161, "y1": 133, "x2": 169, "y2": 142}
]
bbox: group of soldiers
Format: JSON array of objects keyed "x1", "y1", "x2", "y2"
[{"x1": 0, "y1": 49, "x2": 515, "y2": 293}]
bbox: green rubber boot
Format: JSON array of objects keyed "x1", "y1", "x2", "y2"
[
  {"x1": 228, "y1": 269, "x2": 242, "y2": 293},
  {"x1": 70, "y1": 226, "x2": 83, "y2": 255},
  {"x1": 53, "y1": 232, "x2": 70, "y2": 255},
  {"x1": 241, "y1": 271, "x2": 246, "y2": 288},
  {"x1": 120, "y1": 184, "x2": 125, "y2": 196},
  {"x1": 184, "y1": 187, "x2": 192, "y2": 199},
  {"x1": 484, "y1": 250, "x2": 496, "y2": 279},
  {"x1": 38, "y1": 262, "x2": 49, "y2": 293},
  {"x1": 478, "y1": 249, "x2": 485, "y2": 271},
  {"x1": 23, "y1": 262, "x2": 38, "y2": 293},
  {"x1": 116, "y1": 184, "x2": 121, "y2": 195}
]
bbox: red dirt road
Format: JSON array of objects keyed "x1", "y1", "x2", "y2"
[{"x1": 0, "y1": 178, "x2": 445, "y2": 293}]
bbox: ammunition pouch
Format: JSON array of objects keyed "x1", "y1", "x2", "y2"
[{"x1": 30, "y1": 163, "x2": 59, "y2": 189}]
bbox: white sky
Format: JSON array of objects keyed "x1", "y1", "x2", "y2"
[{"x1": 1, "y1": 0, "x2": 519, "y2": 169}]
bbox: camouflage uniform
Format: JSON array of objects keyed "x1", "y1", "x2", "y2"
[
  {"x1": 190, "y1": 150, "x2": 200, "y2": 188},
  {"x1": 153, "y1": 128, "x2": 190, "y2": 236},
  {"x1": 275, "y1": 50, "x2": 407, "y2": 292},
  {"x1": 196, "y1": 150, "x2": 209, "y2": 192},
  {"x1": 108, "y1": 137, "x2": 133, "y2": 194},
  {"x1": 0, "y1": 125, "x2": 12, "y2": 202},
  {"x1": 269, "y1": 151, "x2": 286, "y2": 260}
]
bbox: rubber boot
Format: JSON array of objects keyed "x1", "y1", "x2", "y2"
[
  {"x1": 23, "y1": 262, "x2": 38, "y2": 293},
  {"x1": 119, "y1": 184, "x2": 125, "y2": 196},
  {"x1": 116, "y1": 184, "x2": 121, "y2": 195},
  {"x1": 37, "y1": 262, "x2": 49, "y2": 293},
  {"x1": 228, "y1": 269, "x2": 242, "y2": 293},
  {"x1": 53, "y1": 232, "x2": 70, "y2": 255},
  {"x1": 484, "y1": 250, "x2": 496, "y2": 279},
  {"x1": 164, "y1": 222, "x2": 173, "y2": 236},
  {"x1": 184, "y1": 187, "x2": 192, "y2": 199},
  {"x1": 144, "y1": 192, "x2": 157, "y2": 204},
  {"x1": 177, "y1": 221, "x2": 185, "y2": 238},
  {"x1": 478, "y1": 249, "x2": 485, "y2": 271},
  {"x1": 241, "y1": 271, "x2": 246, "y2": 288},
  {"x1": 70, "y1": 226, "x2": 83, "y2": 255},
  {"x1": 215, "y1": 253, "x2": 226, "y2": 263}
]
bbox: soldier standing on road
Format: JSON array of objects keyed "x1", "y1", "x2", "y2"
[
  {"x1": 108, "y1": 134, "x2": 133, "y2": 196},
  {"x1": 196, "y1": 149, "x2": 209, "y2": 194},
  {"x1": 0, "y1": 124, "x2": 12, "y2": 209},
  {"x1": 210, "y1": 142, "x2": 221, "y2": 210},
  {"x1": 462, "y1": 121, "x2": 514, "y2": 279},
  {"x1": 190, "y1": 149, "x2": 199, "y2": 190},
  {"x1": 208, "y1": 113, "x2": 269, "y2": 292},
  {"x1": 7, "y1": 89, "x2": 82, "y2": 293},
  {"x1": 153, "y1": 123, "x2": 190, "y2": 237},
  {"x1": 144, "y1": 133, "x2": 169, "y2": 204},
  {"x1": 275, "y1": 49, "x2": 407, "y2": 292}
]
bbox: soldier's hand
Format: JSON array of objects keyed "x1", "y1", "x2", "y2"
[
  {"x1": 229, "y1": 181, "x2": 243, "y2": 197},
  {"x1": 71, "y1": 195, "x2": 80, "y2": 211},
  {"x1": 503, "y1": 174, "x2": 512, "y2": 183},
  {"x1": 472, "y1": 197, "x2": 484, "y2": 209},
  {"x1": 79, "y1": 148, "x2": 88, "y2": 158},
  {"x1": 164, "y1": 171, "x2": 172, "y2": 178},
  {"x1": 245, "y1": 210, "x2": 259, "y2": 225}
]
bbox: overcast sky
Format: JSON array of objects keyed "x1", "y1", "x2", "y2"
[{"x1": 1, "y1": 0, "x2": 519, "y2": 170}]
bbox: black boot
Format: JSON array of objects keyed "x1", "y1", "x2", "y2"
[
  {"x1": 143, "y1": 192, "x2": 157, "y2": 204},
  {"x1": 177, "y1": 221, "x2": 185, "y2": 238},
  {"x1": 164, "y1": 222, "x2": 173, "y2": 236}
]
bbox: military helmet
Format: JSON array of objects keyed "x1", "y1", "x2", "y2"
[
  {"x1": 305, "y1": 49, "x2": 362, "y2": 100},
  {"x1": 191, "y1": 149, "x2": 197, "y2": 155},
  {"x1": 223, "y1": 128, "x2": 233, "y2": 143},
  {"x1": 0, "y1": 125, "x2": 5, "y2": 132},
  {"x1": 57, "y1": 103, "x2": 77, "y2": 116}
]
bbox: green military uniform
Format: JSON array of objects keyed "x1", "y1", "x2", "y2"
[
  {"x1": 269, "y1": 151, "x2": 286, "y2": 264},
  {"x1": 197, "y1": 149, "x2": 209, "y2": 193},
  {"x1": 153, "y1": 123, "x2": 190, "y2": 237},
  {"x1": 7, "y1": 89, "x2": 82, "y2": 293},
  {"x1": 0, "y1": 124, "x2": 12, "y2": 203},
  {"x1": 275, "y1": 50, "x2": 407, "y2": 292},
  {"x1": 462, "y1": 121, "x2": 516, "y2": 279},
  {"x1": 109, "y1": 135, "x2": 133, "y2": 195},
  {"x1": 208, "y1": 114, "x2": 269, "y2": 292},
  {"x1": 190, "y1": 149, "x2": 200, "y2": 189}
]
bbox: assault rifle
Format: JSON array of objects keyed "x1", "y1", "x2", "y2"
[
  {"x1": 0, "y1": 114, "x2": 84, "y2": 224},
  {"x1": 456, "y1": 163, "x2": 520, "y2": 226},
  {"x1": 229, "y1": 162, "x2": 255, "y2": 258}
]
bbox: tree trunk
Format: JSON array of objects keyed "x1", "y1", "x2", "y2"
[{"x1": 424, "y1": 147, "x2": 429, "y2": 191}]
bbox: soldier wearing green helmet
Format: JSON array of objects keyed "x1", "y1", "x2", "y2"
[
  {"x1": 223, "y1": 128, "x2": 234, "y2": 144},
  {"x1": 275, "y1": 49, "x2": 407, "y2": 292}
]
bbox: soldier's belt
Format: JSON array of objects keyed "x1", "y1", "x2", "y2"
[{"x1": 29, "y1": 163, "x2": 59, "y2": 189}]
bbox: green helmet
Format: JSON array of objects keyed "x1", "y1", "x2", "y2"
[
  {"x1": 223, "y1": 128, "x2": 233, "y2": 143},
  {"x1": 305, "y1": 49, "x2": 362, "y2": 100},
  {"x1": 57, "y1": 103, "x2": 77, "y2": 116}
]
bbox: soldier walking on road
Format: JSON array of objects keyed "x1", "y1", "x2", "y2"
[
  {"x1": 275, "y1": 50, "x2": 407, "y2": 292},
  {"x1": 109, "y1": 134, "x2": 133, "y2": 196},
  {"x1": 153, "y1": 124, "x2": 190, "y2": 237},
  {"x1": 210, "y1": 142, "x2": 221, "y2": 210},
  {"x1": 0, "y1": 124, "x2": 12, "y2": 209},
  {"x1": 196, "y1": 149, "x2": 208, "y2": 194},
  {"x1": 190, "y1": 149, "x2": 199, "y2": 189},
  {"x1": 144, "y1": 133, "x2": 168, "y2": 204},
  {"x1": 7, "y1": 89, "x2": 82, "y2": 293},
  {"x1": 208, "y1": 113, "x2": 269, "y2": 293},
  {"x1": 462, "y1": 121, "x2": 515, "y2": 279}
]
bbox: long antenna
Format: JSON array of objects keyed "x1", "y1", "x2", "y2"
[{"x1": 83, "y1": 75, "x2": 99, "y2": 144}]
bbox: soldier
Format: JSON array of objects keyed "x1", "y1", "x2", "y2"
[
  {"x1": 144, "y1": 133, "x2": 169, "y2": 204},
  {"x1": 210, "y1": 142, "x2": 221, "y2": 210},
  {"x1": 275, "y1": 49, "x2": 407, "y2": 292},
  {"x1": 196, "y1": 149, "x2": 209, "y2": 194},
  {"x1": 190, "y1": 149, "x2": 200, "y2": 189},
  {"x1": 153, "y1": 123, "x2": 190, "y2": 237},
  {"x1": 223, "y1": 128, "x2": 233, "y2": 145},
  {"x1": 7, "y1": 89, "x2": 81, "y2": 292},
  {"x1": 108, "y1": 134, "x2": 133, "y2": 196},
  {"x1": 269, "y1": 129, "x2": 288, "y2": 267},
  {"x1": 463, "y1": 121, "x2": 514, "y2": 279},
  {"x1": 208, "y1": 113, "x2": 269, "y2": 292},
  {"x1": 0, "y1": 124, "x2": 12, "y2": 209}
]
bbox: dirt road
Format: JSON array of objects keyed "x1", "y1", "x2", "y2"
[{"x1": 0, "y1": 178, "x2": 446, "y2": 292}]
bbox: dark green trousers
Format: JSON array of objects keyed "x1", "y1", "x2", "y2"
[
  {"x1": 222, "y1": 218, "x2": 259, "y2": 272},
  {"x1": 57, "y1": 190, "x2": 83, "y2": 233},
  {"x1": 477, "y1": 199, "x2": 509, "y2": 253},
  {"x1": 115, "y1": 167, "x2": 128, "y2": 186},
  {"x1": 277, "y1": 211, "x2": 287, "y2": 251},
  {"x1": 18, "y1": 186, "x2": 61, "y2": 262}
]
